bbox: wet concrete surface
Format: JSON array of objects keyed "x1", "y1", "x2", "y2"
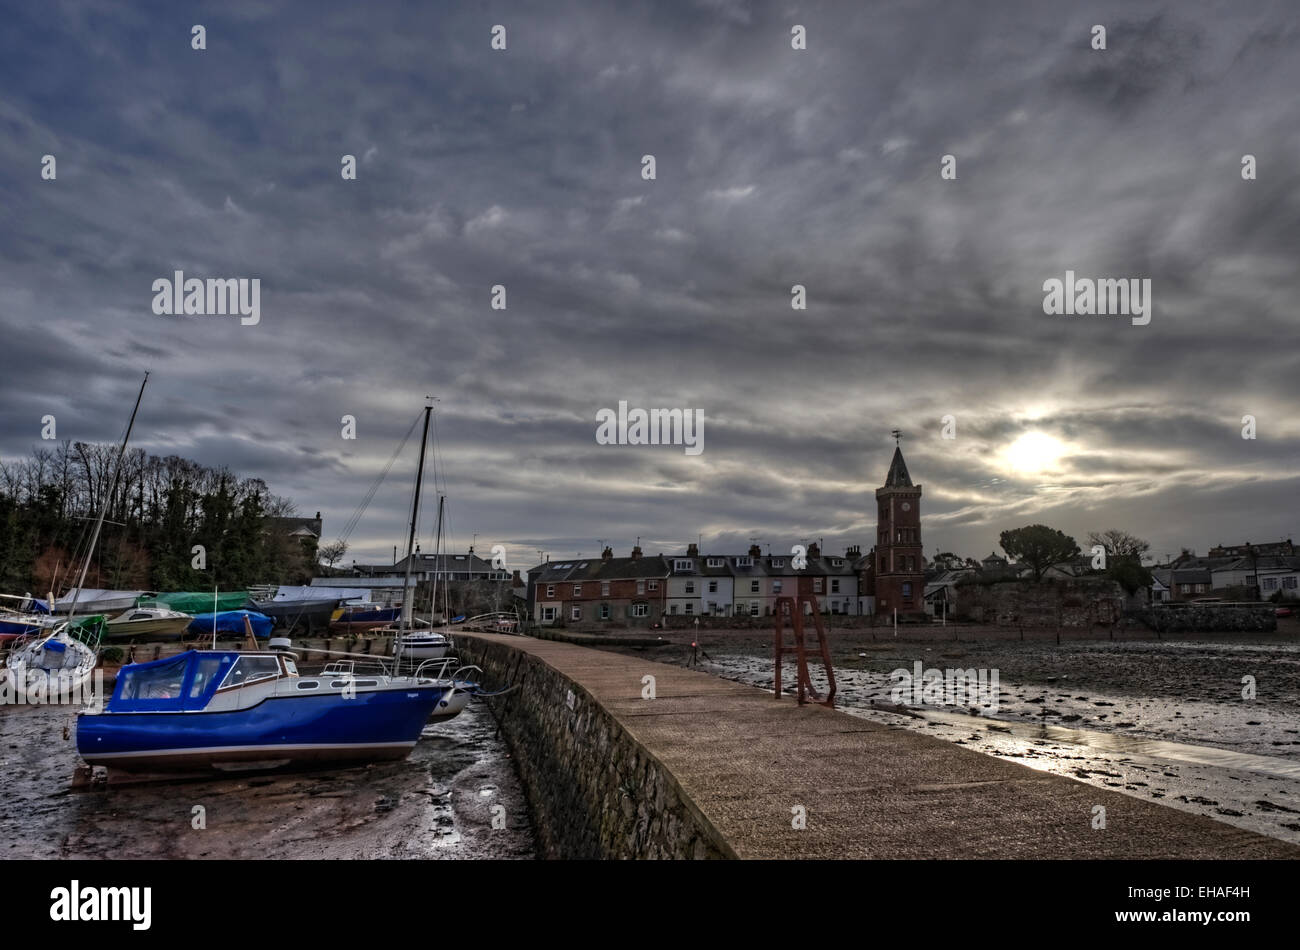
[
  {"x1": 0, "y1": 698, "x2": 536, "y2": 859},
  {"x1": 605, "y1": 631, "x2": 1300, "y2": 845}
]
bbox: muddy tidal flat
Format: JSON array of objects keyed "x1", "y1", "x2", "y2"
[{"x1": 0, "y1": 698, "x2": 536, "y2": 860}]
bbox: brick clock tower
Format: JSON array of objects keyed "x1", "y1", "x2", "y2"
[{"x1": 874, "y1": 431, "x2": 924, "y2": 617}]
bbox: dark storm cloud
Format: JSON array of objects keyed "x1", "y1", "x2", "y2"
[{"x1": 1, "y1": 0, "x2": 1298, "y2": 571}]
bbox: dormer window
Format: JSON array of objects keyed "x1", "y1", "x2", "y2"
[
  {"x1": 735, "y1": 556, "x2": 752, "y2": 567},
  {"x1": 673, "y1": 559, "x2": 695, "y2": 572},
  {"x1": 707, "y1": 558, "x2": 724, "y2": 567},
  {"x1": 770, "y1": 558, "x2": 784, "y2": 568}
]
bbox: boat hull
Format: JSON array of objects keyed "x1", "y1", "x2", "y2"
[
  {"x1": 77, "y1": 684, "x2": 449, "y2": 772},
  {"x1": 104, "y1": 617, "x2": 193, "y2": 641},
  {"x1": 252, "y1": 599, "x2": 339, "y2": 633}
]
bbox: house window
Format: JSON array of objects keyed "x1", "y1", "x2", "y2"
[
  {"x1": 708, "y1": 581, "x2": 718, "y2": 593},
  {"x1": 902, "y1": 582, "x2": 913, "y2": 601},
  {"x1": 673, "y1": 559, "x2": 694, "y2": 572},
  {"x1": 735, "y1": 556, "x2": 752, "y2": 567},
  {"x1": 573, "y1": 585, "x2": 582, "y2": 596},
  {"x1": 541, "y1": 606, "x2": 557, "y2": 622},
  {"x1": 771, "y1": 558, "x2": 784, "y2": 568},
  {"x1": 632, "y1": 603, "x2": 648, "y2": 618},
  {"x1": 571, "y1": 606, "x2": 581, "y2": 620},
  {"x1": 685, "y1": 603, "x2": 693, "y2": 614},
  {"x1": 813, "y1": 578, "x2": 823, "y2": 593},
  {"x1": 546, "y1": 585, "x2": 555, "y2": 598},
  {"x1": 831, "y1": 559, "x2": 843, "y2": 567},
  {"x1": 600, "y1": 604, "x2": 610, "y2": 620},
  {"x1": 1264, "y1": 578, "x2": 1278, "y2": 591},
  {"x1": 707, "y1": 558, "x2": 724, "y2": 567},
  {"x1": 648, "y1": 580, "x2": 658, "y2": 591},
  {"x1": 685, "y1": 581, "x2": 695, "y2": 593},
  {"x1": 637, "y1": 581, "x2": 645, "y2": 595},
  {"x1": 749, "y1": 603, "x2": 760, "y2": 616},
  {"x1": 601, "y1": 582, "x2": 610, "y2": 596},
  {"x1": 1285, "y1": 577, "x2": 1298, "y2": 589},
  {"x1": 750, "y1": 580, "x2": 760, "y2": 593},
  {"x1": 773, "y1": 580, "x2": 783, "y2": 593},
  {"x1": 670, "y1": 604, "x2": 678, "y2": 615},
  {"x1": 831, "y1": 579, "x2": 840, "y2": 593}
]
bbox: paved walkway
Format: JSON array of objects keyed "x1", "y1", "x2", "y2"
[{"x1": 467, "y1": 633, "x2": 1300, "y2": 859}]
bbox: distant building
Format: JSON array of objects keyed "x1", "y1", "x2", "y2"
[
  {"x1": 873, "y1": 444, "x2": 925, "y2": 617},
  {"x1": 1207, "y1": 540, "x2": 1294, "y2": 558}
]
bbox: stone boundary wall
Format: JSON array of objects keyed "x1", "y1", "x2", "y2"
[
  {"x1": 454, "y1": 634, "x2": 735, "y2": 860},
  {"x1": 1136, "y1": 603, "x2": 1277, "y2": 633}
]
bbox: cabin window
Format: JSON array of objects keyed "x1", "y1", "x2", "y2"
[
  {"x1": 222, "y1": 655, "x2": 281, "y2": 689},
  {"x1": 296, "y1": 680, "x2": 319, "y2": 690},
  {"x1": 188, "y1": 656, "x2": 225, "y2": 698}
]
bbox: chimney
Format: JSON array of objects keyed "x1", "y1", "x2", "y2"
[
  {"x1": 748, "y1": 543, "x2": 761, "y2": 557},
  {"x1": 846, "y1": 544, "x2": 861, "y2": 559},
  {"x1": 807, "y1": 542, "x2": 820, "y2": 558},
  {"x1": 315, "y1": 511, "x2": 321, "y2": 520},
  {"x1": 602, "y1": 546, "x2": 614, "y2": 561},
  {"x1": 631, "y1": 546, "x2": 643, "y2": 560},
  {"x1": 686, "y1": 542, "x2": 699, "y2": 557},
  {"x1": 512, "y1": 570, "x2": 522, "y2": 586}
]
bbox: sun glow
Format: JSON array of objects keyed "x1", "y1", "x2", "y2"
[{"x1": 1004, "y1": 431, "x2": 1065, "y2": 475}]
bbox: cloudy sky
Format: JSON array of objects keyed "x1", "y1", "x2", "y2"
[{"x1": 3, "y1": 0, "x2": 1298, "y2": 571}]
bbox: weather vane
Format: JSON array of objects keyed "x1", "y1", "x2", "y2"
[{"x1": 891, "y1": 428, "x2": 902, "y2": 446}]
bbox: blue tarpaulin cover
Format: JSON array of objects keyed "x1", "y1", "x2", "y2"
[{"x1": 187, "y1": 610, "x2": 274, "y2": 639}]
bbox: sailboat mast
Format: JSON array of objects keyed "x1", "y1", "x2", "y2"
[
  {"x1": 431, "y1": 494, "x2": 444, "y2": 625},
  {"x1": 66, "y1": 372, "x2": 149, "y2": 624},
  {"x1": 400, "y1": 402, "x2": 433, "y2": 633}
]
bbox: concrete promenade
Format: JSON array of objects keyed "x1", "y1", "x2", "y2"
[{"x1": 464, "y1": 633, "x2": 1300, "y2": 859}]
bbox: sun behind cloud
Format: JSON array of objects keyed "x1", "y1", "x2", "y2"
[{"x1": 1003, "y1": 431, "x2": 1066, "y2": 475}]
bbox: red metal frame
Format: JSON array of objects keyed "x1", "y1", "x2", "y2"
[{"x1": 772, "y1": 595, "x2": 836, "y2": 706}]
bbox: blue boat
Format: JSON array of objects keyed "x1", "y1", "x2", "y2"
[
  {"x1": 76, "y1": 648, "x2": 469, "y2": 773},
  {"x1": 187, "y1": 609, "x2": 275, "y2": 639}
]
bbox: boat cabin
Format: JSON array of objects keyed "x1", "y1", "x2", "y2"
[{"x1": 108, "y1": 650, "x2": 298, "y2": 712}]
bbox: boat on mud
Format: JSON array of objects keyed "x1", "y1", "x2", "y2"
[{"x1": 75, "y1": 644, "x2": 480, "y2": 772}]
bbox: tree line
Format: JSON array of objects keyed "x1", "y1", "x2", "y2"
[{"x1": 0, "y1": 441, "x2": 317, "y2": 596}]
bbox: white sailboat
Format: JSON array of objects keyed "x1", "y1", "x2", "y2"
[
  {"x1": 4, "y1": 374, "x2": 149, "y2": 696},
  {"x1": 390, "y1": 403, "x2": 450, "y2": 664}
]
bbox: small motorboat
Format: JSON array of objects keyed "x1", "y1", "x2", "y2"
[
  {"x1": 76, "y1": 646, "x2": 477, "y2": 773},
  {"x1": 391, "y1": 629, "x2": 450, "y2": 660},
  {"x1": 0, "y1": 594, "x2": 52, "y2": 642},
  {"x1": 104, "y1": 606, "x2": 194, "y2": 641}
]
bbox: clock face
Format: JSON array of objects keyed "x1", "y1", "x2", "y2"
[{"x1": 901, "y1": 502, "x2": 911, "y2": 512}]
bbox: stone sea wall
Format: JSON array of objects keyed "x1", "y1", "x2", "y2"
[
  {"x1": 1136, "y1": 603, "x2": 1277, "y2": 633},
  {"x1": 453, "y1": 635, "x2": 734, "y2": 860}
]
